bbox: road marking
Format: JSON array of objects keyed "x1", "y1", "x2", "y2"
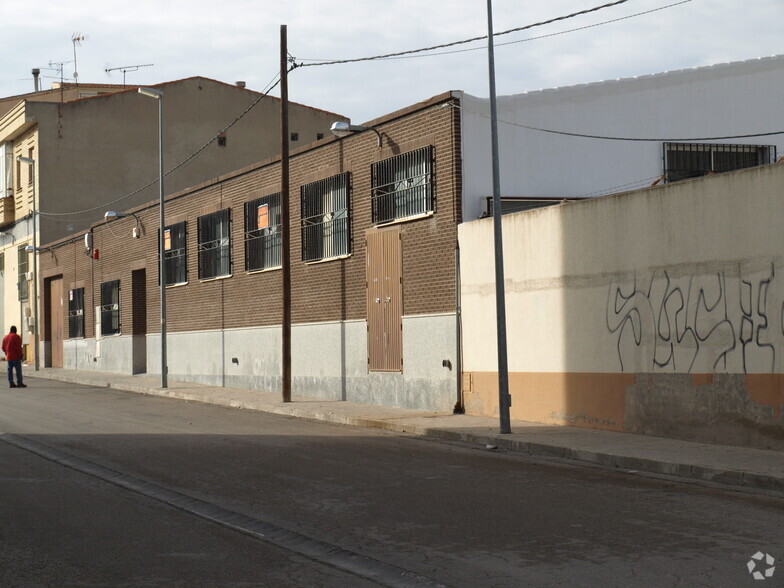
[{"x1": 1, "y1": 432, "x2": 447, "y2": 588}]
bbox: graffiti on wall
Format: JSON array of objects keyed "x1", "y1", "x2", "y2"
[{"x1": 607, "y1": 263, "x2": 780, "y2": 373}]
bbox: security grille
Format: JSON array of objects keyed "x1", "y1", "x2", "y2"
[
  {"x1": 17, "y1": 246, "x2": 28, "y2": 302},
  {"x1": 161, "y1": 221, "x2": 187, "y2": 285},
  {"x1": 664, "y1": 142, "x2": 776, "y2": 183},
  {"x1": 100, "y1": 280, "x2": 120, "y2": 336},
  {"x1": 301, "y1": 173, "x2": 350, "y2": 262},
  {"x1": 198, "y1": 209, "x2": 231, "y2": 279},
  {"x1": 245, "y1": 193, "x2": 281, "y2": 271},
  {"x1": 371, "y1": 146, "x2": 433, "y2": 224},
  {"x1": 68, "y1": 288, "x2": 85, "y2": 338}
]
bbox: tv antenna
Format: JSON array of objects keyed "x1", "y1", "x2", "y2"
[
  {"x1": 105, "y1": 63, "x2": 154, "y2": 86},
  {"x1": 72, "y1": 32, "x2": 89, "y2": 84}
]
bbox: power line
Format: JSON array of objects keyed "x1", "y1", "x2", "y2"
[
  {"x1": 39, "y1": 73, "x2": 283, "y2": 218},
  {"x1": 295, "y1": 0, "x2": 633, "y2": 68},
  {"x1": 448, "y1": 103, "x2": 784, "y2": 142},
  {"x1": 298, "y1": 1, "x2": 692, "y2": 63}
]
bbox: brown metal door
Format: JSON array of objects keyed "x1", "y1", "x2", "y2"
[
  {"x1": 366, "y1": 227, "x2": 402, "y2": 371},
  {"x1": 49, "y1": 277, "x2": 64, "y2": 368}
]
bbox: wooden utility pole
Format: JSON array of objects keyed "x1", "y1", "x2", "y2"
[{"x1": 280, "y1": 24, "x2": 292, "y2": 402}]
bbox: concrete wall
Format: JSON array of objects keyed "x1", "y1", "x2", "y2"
[
  {"x1": 459, "y1": 163, "x2": 784, "y2": 450},
  {"x1": 66, "y1": 314, "x2": 457, "y2": 412},
  {"x1": 458, "y1": 55, "x2": 784, "y2": 221}
]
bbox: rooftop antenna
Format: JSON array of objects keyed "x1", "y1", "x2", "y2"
[
  {"x1": 48, "y1": 60, "x2": 74, "y2": 101},
  {"x1": 105, "y1": 63, "x2": 154, "y2": 87},
  {"x1": 72, "y1": 33, "x2": 89, "y2": 85}
]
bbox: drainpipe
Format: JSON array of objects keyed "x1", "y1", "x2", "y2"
[{"x1": 454, "y1": 244, "x2": 464, "y2": 413}]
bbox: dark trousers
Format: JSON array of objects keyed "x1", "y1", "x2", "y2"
[{"x1": 7, "y1": 360, "x2": 22, "y2": 385}]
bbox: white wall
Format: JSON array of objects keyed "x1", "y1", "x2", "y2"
[{"x1": 459, "y1": 55, "x2": 784, "y2": 221}]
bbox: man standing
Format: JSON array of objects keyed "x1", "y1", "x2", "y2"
[{"x1": 2, "y1": 326, "x2": 26, "y2": 388}]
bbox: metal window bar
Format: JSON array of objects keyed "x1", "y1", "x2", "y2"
[
  {"x1": 68, "y1": 288, "x2": 85, "y2": 338},
  {"x1": 301, "y1": 173, "x2": 350, "y2": 262},
  {"x1": 244, "y1": 193, "x2": 281, "y2": 271},
  {"x1": 161, "y1": 222, "x2": 187, "y2": 285},
  {"x1": 17, "y1": 246, "x2": 28, "y2": 302},
  {"x1": 100, "y1": 280, "x2": 120, "y2": 336},
  {"x1": 664, "y1": 142, "x2": 776, "y2": 183},
  {"x1": 198, "y1": 209, "x2": 231, "y2": 279},
  {"x1": 372, "y1": 146, "x2": 433, "y2": 224}
]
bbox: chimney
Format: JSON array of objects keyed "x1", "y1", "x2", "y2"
[
  {"x1": 32, "y1": 68, "x2": 40, "y2": 92},
  {"x1": 235, "y1": 81, "x2": 246, "y2": 89}
]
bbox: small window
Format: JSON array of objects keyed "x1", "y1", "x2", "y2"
[
  {"x1": 301, "y1": 172, "x2": 350, "y2": 262},
  {"x1": 68, "y1": 288, "x2": 85, "y2": 338},
  {"x1": 100, "y1": 280, "x2": 120, "y2": 336},
  {"x1": 197, "y1": 209, "x2": 231, "y2": 279},
  {"x1": 290, "y1": 132, "x2": 299, "y2": 142},
  {"x1": 17, "y1": 246, "x2": 28, "y2": 302},
  {"x1": 217, "y1": 132, "x2": 227, "y2": 147},
  {"x1": 317, "y1": 133, "x2": 324, "y2": 141},
  {"x1": 245, "y1": 193, "x2": 280, "y2": 271},
  {"x1": 371, "y1": 146, "x2": 433, "y2": 224},
  {"x1": 664, "y1": 142, "x2": 776, "y2": 183},
  {"x1": 160, "y1": 221, "x2": 187, "y2": 286}
]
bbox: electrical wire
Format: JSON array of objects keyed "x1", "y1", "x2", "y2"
[
  {"x1": 297, "y1": 1, "x2": 692, "y2": 62},
  {"x1": 295, "y1": 0, "x2": 632, "y2": 68},
  {"x1": 39, "y1": 72, "x2": 284, "y2": 218},
  {"x1": 448, "y1": 103, "x2": 784, "y2": 142}
]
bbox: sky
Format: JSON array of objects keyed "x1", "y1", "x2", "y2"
[{"x1": 1, "y1": 0, "x2": 782, "y2": 125}]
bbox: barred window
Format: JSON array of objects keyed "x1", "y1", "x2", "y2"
[
  {"x1": 160, "y1": 221, "x2": 187, "y2": 286},
  {"x1": 301, "y1": 173, "x2": 350, "y2": 262},
  {"x1": 198, "y1": 209, "x2": 231, "y2": 279},
  {"x1": 68, "y1": 288, "x2": 85, "y2": 339},
  {"x1": 245, "y1": 193, "x2": 281, "y2": 271},
  {"x1": 371, "y1": 146, "x2": 433, "y2": 224},
  {"x1": 17, "y1": 246, "x2": 28, "y2": 302},
  {"x1": 664, "y1": 142, "x2": 776, "y2": 183},
  {"x1": 100, "y1": 280, "x2": 120, "y2": 336}
]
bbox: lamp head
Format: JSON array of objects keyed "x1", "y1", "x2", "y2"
[
  {"x1": 138, "y1": 87, "x2": 163, "y2": 99},
  {"x1": 330, "y1": 121, "x2": 371, "y2": 138}
]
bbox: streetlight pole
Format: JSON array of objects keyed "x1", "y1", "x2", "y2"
[
  {"x1": 138, "y1": 87, "x2": 167, "y2": 388},
  {"x1": 17, "y1": 156, "x2": 38, "y2": 372}
]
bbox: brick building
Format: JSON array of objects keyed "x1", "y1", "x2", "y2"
[{"x1": 39, "y1": 92, "x2": 463, "y2": 412}]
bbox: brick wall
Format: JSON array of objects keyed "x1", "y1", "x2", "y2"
[{"x1": 39, "y1": 93, "x2": 461, "y2": 343}]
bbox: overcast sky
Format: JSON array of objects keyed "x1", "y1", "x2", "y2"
[{"x1": 1, "y1": 0, "x2": 782, "y2": 124}]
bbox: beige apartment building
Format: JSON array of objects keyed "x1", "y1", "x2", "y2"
[{"x1": 0, "y1": 77, "x2": 347, "y2": 364}]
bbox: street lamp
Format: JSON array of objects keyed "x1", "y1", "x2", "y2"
[
  {"x1": 16, "y1": 155, "x2": 38, "y2": 372},
  {"x1": 138, "y1": 86, "x2": 167, "y2": 388},
  {"x1": 330, "y1": 121, "x2": 382, "y2": 147}
]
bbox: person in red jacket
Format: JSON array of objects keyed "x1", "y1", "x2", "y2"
[{"x1": 2, "y1": 326, "x2": 26, "y2": 388}]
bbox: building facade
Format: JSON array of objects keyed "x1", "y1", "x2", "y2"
[
  {"x1": 0, "y1": 77, "x2": 346, "y2": 364},
  {"x1": 39, "y1": 92, "x2": 462, "y2": 412}
]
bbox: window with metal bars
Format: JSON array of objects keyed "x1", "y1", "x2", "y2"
[
  {"x1": 371, "y1": 146, "x2": 433, "y2": 224},
  {"x1": 301, "y1": 172, "x2": 350, "y2": 262},
  {"x1": 100, "y1": 280, "x2": 120, "y2": 336},
  {"x1": 17, "y1": 246, "x2": 28, "y2": 302},
  {"x1": 244, "y1": 193, "x2": 281, "y2": 271},
  {"x1": 198, "y1": 209, "x2": 231, "y2": 279},
  {"x1": 68, "y1": 288, "x2": 85, "y2": 338},
  {"x1": 159, "y1": 221, "x2": 187, "y2": 285},
  {"x1": 664, "y1": 142, "x2": 776, "y2": 183}
]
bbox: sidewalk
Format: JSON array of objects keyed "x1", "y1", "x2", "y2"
[{"x1": 29, "y1": 368, "x2": 783, "y2": 495}]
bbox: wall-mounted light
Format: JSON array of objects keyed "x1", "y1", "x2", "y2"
[
  {"x1": 330, "y1": 121, "x2": 382, "y2": 147},
  {"x1": 105, "y1": 210, "x2": 141, "y2": 238}
]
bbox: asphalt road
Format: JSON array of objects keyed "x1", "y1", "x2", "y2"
[{"x1": 0, "y1": 378, "x2": 781, "y2": 587}]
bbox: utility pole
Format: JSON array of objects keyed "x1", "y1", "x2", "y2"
[
  {"x1": 487, "y1": 0, "x2": 512, "y2": 434},
  {"x1": 280, "y1": 24, "x2": 292, "y2": 403}
]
